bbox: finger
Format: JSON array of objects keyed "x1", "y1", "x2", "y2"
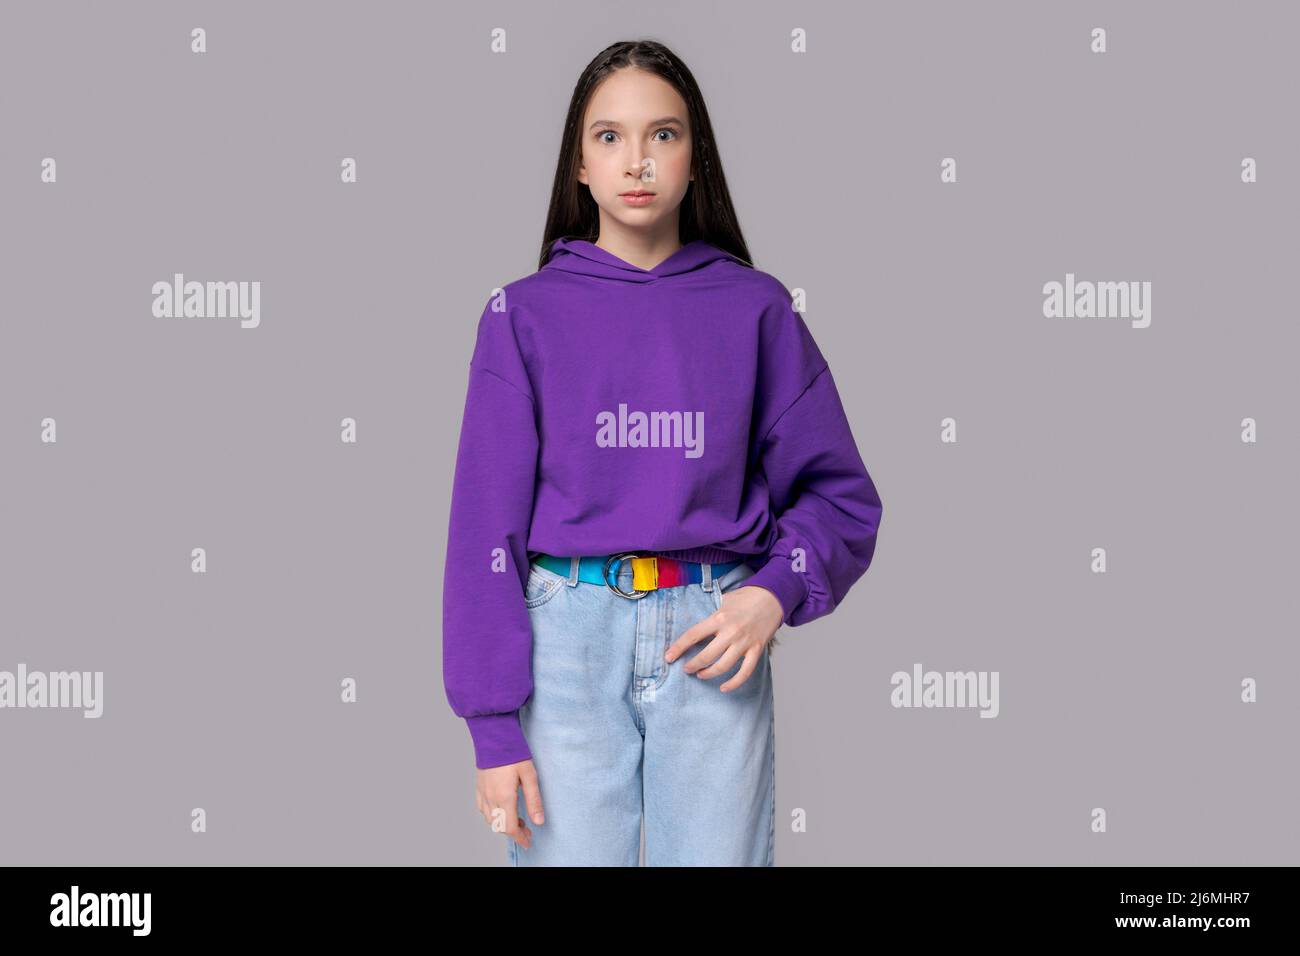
[
  {"x1": 720, "y1": 651, "x2": 760, "y2": 692},
  {"x1": 519, "y1": 765, "x2": 545, "y2": 825},
  {"x1": 693, "y1": 640, "x2": 745, "y2": 680},
  {"x1": 497, "y1": 796, "x2": 521, "y2": 839},
  {"x1": 487, "y1": 803, "x2": 510, "y2": 834},
  {"x1": 511, "y1": 817, "x2": 534, "y2": 849},
  {"x1": 683, "y1": 630, "x2": 733, "y2": 674},
  {"x1": 665, "y1": 610, "x2": 720, "y2": 663}
]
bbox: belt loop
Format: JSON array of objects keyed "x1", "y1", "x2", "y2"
[
  {"x1": 568, "y1": 556, "x2": 580, "y2": 586},
  {"x1": 702, "y1": 561, "x2": 714, "y2": 592}
]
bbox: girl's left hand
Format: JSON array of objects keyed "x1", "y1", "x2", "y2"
[{"x1": 664, "y1": 586, "x2": 783, "y2": 691}]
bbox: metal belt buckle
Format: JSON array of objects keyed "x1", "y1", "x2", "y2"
[{"x1": 604, "y1": 551, "x2": 652, "y2": 599}]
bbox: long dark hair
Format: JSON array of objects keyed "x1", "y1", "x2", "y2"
[{"x1": 538, "y1": 40, "x2": 753, "y2": 271}]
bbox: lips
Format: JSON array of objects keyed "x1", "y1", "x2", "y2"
[{"x1": 620, "y1": 191, "x2": 655, "y2": 197}]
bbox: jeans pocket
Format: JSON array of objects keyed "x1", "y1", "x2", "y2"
[
  {"x1": 711, "y1": 561, "x2": 757, "y2": 610},
  {"x1": 524, "y1": 562, "x2": 566, "y2": 608}
]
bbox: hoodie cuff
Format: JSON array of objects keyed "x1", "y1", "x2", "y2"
[
  {"x1": 742, "y1": 556, "x2": 810, "y2": 627},
  {"x1": 465, "y1": 712, "x2": 533, "y2": 770}
]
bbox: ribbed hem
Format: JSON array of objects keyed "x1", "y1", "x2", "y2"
[
  {"x1": 652, "y1": 545, "x2": 750, "y2": 564},
  {"x1": 742, "y1": 556, "x2": 810, "y2": 626},
  {"x1": 465, "y1": 712, "x2": 533, "y2": 770}
]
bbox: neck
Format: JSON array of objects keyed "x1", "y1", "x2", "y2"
[{"x1": 594, "y1": 216, "x2": 682, "y2": 271}]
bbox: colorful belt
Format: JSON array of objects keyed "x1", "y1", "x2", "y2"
[{"x1": 533, "y1": 551, "x2": 744, "y2": 600}]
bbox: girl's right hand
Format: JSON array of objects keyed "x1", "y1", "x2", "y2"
[{"x1": 476, "y1": 760, "x2": 544, "y2": 850}]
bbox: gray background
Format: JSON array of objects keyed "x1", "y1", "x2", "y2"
[{"x1": 2, "y1": 0, "x2": 1296, "y2": 866}]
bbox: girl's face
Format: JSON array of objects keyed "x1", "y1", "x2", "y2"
[{"x1": 576, "y1": 68, "x2": 693, "y2": 238}]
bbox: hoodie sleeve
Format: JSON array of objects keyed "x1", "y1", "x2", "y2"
[
  {"x1": 742, "y1": 296, "x2": 883, "y2": 627},
  {"x1": 441, "y1": 298, "x2": 539, "y2": 770}
]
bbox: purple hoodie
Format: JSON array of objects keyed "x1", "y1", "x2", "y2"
[{"x1": 442, "y1": 237, "x2": 883, "y2": 769}]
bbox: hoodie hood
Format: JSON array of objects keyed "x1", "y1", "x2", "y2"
[{"x1": 542, "y1": 237, "x2": 742, "y2": 284}]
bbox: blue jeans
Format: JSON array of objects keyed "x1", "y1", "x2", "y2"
[{"x1": 509, "y1": 556, "x2": 775, "y2": 866}]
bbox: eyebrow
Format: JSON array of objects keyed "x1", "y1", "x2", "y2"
[{"x1": 588, "y1": 116, "x2": 686, "y2": 131}]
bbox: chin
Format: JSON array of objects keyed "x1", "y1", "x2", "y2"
[{"x1": 606, "y1": 207, "x2": 662, "y2": 226}]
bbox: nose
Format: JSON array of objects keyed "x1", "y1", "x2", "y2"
[{"x1": 628, "y1": 157, "x2": 655, "y2": 184}]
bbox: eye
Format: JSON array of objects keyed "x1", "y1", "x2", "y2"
[
  {"x1": 597, "y1": 131, "x2": 618, "y2": 144},
  {"x1": 654, "y1": 128, "x2": 678, "y2": 142}
]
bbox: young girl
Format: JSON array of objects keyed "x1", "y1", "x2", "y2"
[{"x1": 442, "y1": 40, "x2": 883, "y2": 866}]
